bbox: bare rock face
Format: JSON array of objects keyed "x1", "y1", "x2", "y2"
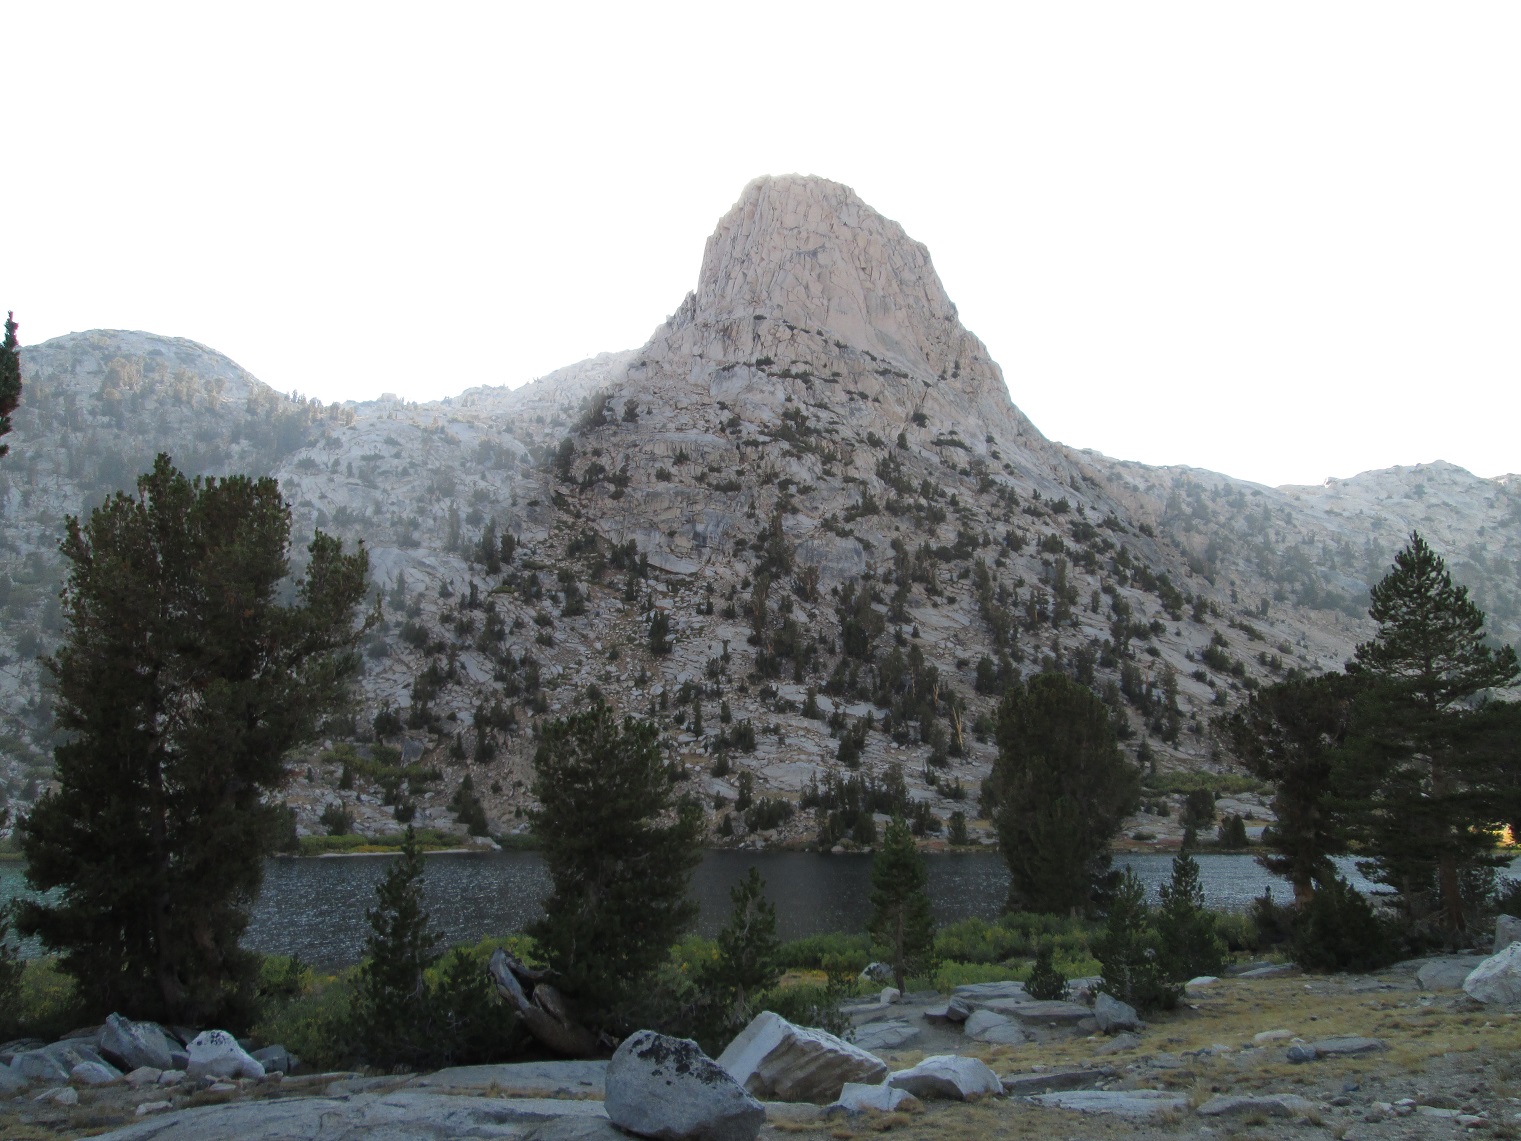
[{"x1": 717, "y1": 1011, "x2": 887, "y2": 1104}]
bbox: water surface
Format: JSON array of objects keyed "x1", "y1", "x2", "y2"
[{"x1": 0, "y1": 849, "x2": 1401, "y2": 968}]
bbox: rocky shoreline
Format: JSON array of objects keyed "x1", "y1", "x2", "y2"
[{"x1": 7, "y1": 939, "x2": 1521, "y2": 1141}]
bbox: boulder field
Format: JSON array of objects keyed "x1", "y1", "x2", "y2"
[{"x1": 6, "y1": 947, "x2": 1521, "y2": 1139}]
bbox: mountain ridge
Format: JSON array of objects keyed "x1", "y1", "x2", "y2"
[{"x1": 0, "y1": 175, "x2": 1515, "y2": 849}]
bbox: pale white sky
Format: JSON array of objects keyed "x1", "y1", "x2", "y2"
[{"x1": 5, "y1": 3, "x2": 1518, "y2": 488}]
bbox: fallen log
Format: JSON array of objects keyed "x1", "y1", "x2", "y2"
[{"x1": 488, "y1": 947, "x2": 603, "y2": 1058}]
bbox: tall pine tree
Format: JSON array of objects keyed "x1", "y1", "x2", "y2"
[
  {"x1": 19, "y1": 456, "x2": 370, "y2": 1025},
  {"x1": 1345, "y1": 533, "x2": 1520, "y2": 940},
  {"x1": 991, "y1": 672, "x2": 1140, "y2": 914},
  {"x1": 869, "y1": 815, "x2": 936, "y2": 992},
  {"x1": 530, "y1": 701, "x2": 702, "y2": 1031}
]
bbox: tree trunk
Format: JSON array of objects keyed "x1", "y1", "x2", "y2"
[{"x1": 1439, "y1": 854, "x2": 1465, "y2": 943}]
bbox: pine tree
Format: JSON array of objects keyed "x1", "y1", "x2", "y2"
[
  {"x1": 350, "y1": 826, "x2": 442, "y2": 1067},
  {"x1": 708, "y1": 867, "x2": 782, "y2": 1027},
  {"x1": 1092, "y1": 868, "x2": 1179, "y2": 1012},
  {"x1": 0, "y1": 312, "x2": 20, "y2": 458},
  {"x1": 1347, "y1": 533, "x2": 1520, "y2": 939},
  {"x1": 1025, "y1": 944, "x2": 1067, "y2": 1000},
  {"x1": 869, "y1": 816, "x2": 936, "y2": 992},
  {"x1": 1227, "y1": 672, "x2": 1359, "y2": 903},
  {"x1": 19, "y1": 455, "x2": 370, "y2": 1026},
  {"x1": 1156, "y1": 854, "x2": 1227, "y2": 981},
  {"x1": 530, "y1": 701, "x2": 702, "y2": 1031},
  {"x1": 992, "y1": 673, "x2": 1140, "y2": 914}
]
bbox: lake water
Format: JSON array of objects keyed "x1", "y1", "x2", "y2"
[{"x1": 1, "y1": 849, "x2": 1417, "y2": 968}]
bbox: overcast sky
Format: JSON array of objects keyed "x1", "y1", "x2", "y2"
[{"x1": 5, "y1": 3, "x2": 1518, "y2": 488}]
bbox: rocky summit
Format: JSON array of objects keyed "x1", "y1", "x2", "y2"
[{"x1": 0, "y1": 175, "x2": 1516, "y2": 846}]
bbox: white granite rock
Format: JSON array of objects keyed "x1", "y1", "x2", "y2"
[
  {"x1": 1465, "y1": 943, "x2": 1521, "y2": 1005},
  {"x1": 608, "y1": 1030, "x2": 764, "y2": 1141},
  {"x1": 185, "y1": 1030, "x2": 265, "y2": 1081},
  {"x1": 888, "y1": 1055, "x2": 1003, "y2": 1101},
  {"x1": 718, "y1": 1012, "x2": 886, "y2": 1104}
]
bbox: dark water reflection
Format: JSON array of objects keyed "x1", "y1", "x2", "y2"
[{"x1": 9, "y1": 850, "x2": 1508, "y2": 969}]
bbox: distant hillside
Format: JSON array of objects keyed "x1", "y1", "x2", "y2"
[{"x1": 1, "y1": 177, "x2": 1514, "y2": 850}]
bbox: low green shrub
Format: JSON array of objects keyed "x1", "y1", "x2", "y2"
[
  {"x1": 7, "y1": 956, "x2": 91, "y2": 1043},
  {"x1": 933, "y1": 912, "x2": 1098, "y2": 965},
  {"x1": 775, "y1": 932, "x2": 871, "y2": 970}
]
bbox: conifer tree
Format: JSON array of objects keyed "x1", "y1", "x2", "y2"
[
  {"x1": 1156, "y1": 853, "x2": 1227, "y2": 982},
  {"x1": 1227, "y1": 672, "x2": 1359, "y2": 904},
  {"x1": 992, "y1": 672, "x2": 1140, "y2": 914},
  {"x1": 869, "y1": 816, "x2": 936, "y2": 992},
  {"x1": 0, "y1": 312, "x2": 20, "y2": 458},
  {"x1": 530, "y1": 702, "x2": 702, "y2": 1031},
  {"x1": 1346, "y1": 533, "x2": 1520, "y2": 939},
  {"x1": 19, "y1": 455, "x2": 370, "y2": 1026},
  {"x1": 1024, "y1": 944, "x2": 1067, "y2": 1000},
  {"x1": 351, "y1": 826, "x2": 442, "y2": 1067},
  {"x1": 1092, "y1": 868, "x2": 1178, "y2": 1012},
  {"x1": 708, "y1": 866, "x2": 782, "y2": 1026}
]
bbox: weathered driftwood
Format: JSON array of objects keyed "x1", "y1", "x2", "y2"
[{"x1": 488, "y1": 947, "x2": 603, "y2": 1058}]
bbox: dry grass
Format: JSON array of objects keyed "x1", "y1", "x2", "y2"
[{"x1": 765, "y1": 975, "x2": 1518, "y2": 1139}]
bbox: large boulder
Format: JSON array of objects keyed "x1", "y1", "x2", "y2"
[
  {"x1": 1465, "y1": 943, "x2": 1521, "y2": 1005},
  {"x1": 72, "y1": 1059, "x2": 124, "y2": 1086},
  {"x1": 1494, "y1": 915, "x2": 1521, "y2": 954},
  {"x1": 185, "y1": 1030, "x2": 265, "y2": 1081},
  {"x1": 606, "y1": 1030, "x2": 765, "y2": 1141},
  {"x1": 1416, "y1": 956, "x2": 1486, "y2": 992},
  {"x1": 717, "y1": 1012, "x2": 886, "y2": 1103},
  {"x1": 100, "y1": 1013, "x2": 177, "y2": 1073},
  {"x1": 12, "y1": 1040, "x2": 110, "y2": 1083},
  {"x1": 1093, "y1": 993, "x2": 1142, "y2": 1034},
  {"x1": 888, "y1": 1055, "x2": 1003, "y2": 1101}
]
